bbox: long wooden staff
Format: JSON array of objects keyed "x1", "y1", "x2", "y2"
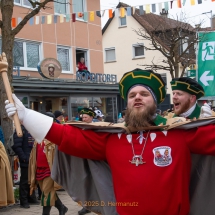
[{"x1": 0, "y1": 52, "x2": 22, "y2": 137}]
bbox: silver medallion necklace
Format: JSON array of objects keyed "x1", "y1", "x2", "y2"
[{"x1": 129, "y1": 130, "x2": 150, "y2": 166}]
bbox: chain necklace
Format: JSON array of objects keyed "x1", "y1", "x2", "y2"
[{"x1": 129, "y1": 130, "x2": 150, "y2": 166}]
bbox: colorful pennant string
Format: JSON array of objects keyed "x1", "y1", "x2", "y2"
[
  {"x1": 90, "y1": 11, "x2": 94, "y2": 21},
  {"x1": 11, "y1": 0, "x2": 211, "y2": 26}
]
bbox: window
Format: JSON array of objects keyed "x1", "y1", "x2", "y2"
[
  {"x1": 132, "y1": 44, "x2": 144, "y2": 58},
  {"x1": 105, "y1": 48, "x2": 116, "y2": 62},
  {"x1": 57, "y1": 46, "x2": 71, "y2": 72},
  {"x1": 54, "y1": 0, "x2": 69, "y2": 14},
  {"x1": 14, "y1": 0, "x2": 39, "y2": 7},
  {"x1": 182, "y1": 37, "x2": 189, "y2": 53},
  {"x1": 13, "y1": 40, "x2": 41, "y2": 69},
  {"x1": 0, "y1": 38, "x2": 41, "y2": 69},
  {"x1": 73, "y1": 0, "x2": 86, "y2": 14},
  {"x1": 119, "y1": 17, "x2": 126, "y2": 27}
]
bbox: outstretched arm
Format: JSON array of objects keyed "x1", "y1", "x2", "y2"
[{"x1": 46, "y1": 123, "x2": 108, "y2": 160}]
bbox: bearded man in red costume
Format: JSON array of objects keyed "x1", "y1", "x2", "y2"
[{"x1": 5, "y1": 68, "x2": 215, "y2": 215}]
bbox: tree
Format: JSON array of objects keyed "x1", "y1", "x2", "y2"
[
  {"x1": 133, "y1": 10, "x2": 204, "y2": 79},
  {"x1": 0, "y1": 0, "x2": 66, "y2": 153}
]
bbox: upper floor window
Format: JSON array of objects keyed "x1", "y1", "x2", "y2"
[
  {"x1": 14, "y1": 0, "x2": 39, "y2": 7},
  {"x1": 132, "y1": 44, "x2": 144, "y2": 58},
  {"x1": 73, "y1": 0, "x2": 86, "y2": 19},
  {"x1": 105, "y1": 48, "x2": 116, "y2": 62},
  {"x1": 13, "y1": 40, "x2": 41, "y2": 69},
  {"x1": 54, "y1": 0, "x2": 69, "y2": 14},
  {"x1": 57, "y1": 46, "x2": 71, "y2": 73},
  {"x1": 119, "y1": 17, "x2": 127, "y2": 27}
]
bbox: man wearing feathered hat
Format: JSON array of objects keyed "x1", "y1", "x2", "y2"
[{"x1": 5, "y1": 68, "x2": 215, "y2": 215}]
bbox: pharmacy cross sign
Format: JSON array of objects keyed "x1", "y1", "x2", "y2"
[{"x1": 197, "y1": 32, "x2": 215, "y2": 96}]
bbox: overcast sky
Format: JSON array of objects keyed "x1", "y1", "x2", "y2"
[{"x1": 100, "y1": 0, "x2": 215, "y2": 28}]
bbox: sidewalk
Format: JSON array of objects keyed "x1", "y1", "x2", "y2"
[{"x1": 0, "y1": 191, "x2": 96, "y2": 215}]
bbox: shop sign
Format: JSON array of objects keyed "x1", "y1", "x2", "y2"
[
  {"x1": 37, "y1": 58, "x2": 62, "y2": 79},
  {"x1": 76, "y1": 72, "x2": 117, "y2": 83}
]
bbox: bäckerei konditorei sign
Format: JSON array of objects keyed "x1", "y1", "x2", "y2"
[{"x1": 37, "y1": 58, "x2": 62, "y2": 79}]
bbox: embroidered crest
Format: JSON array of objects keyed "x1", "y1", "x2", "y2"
[{"x1": 153, "y1": 146, "x2": 172, "y2": 167}]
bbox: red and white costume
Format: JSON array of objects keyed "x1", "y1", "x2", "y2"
[{"x1": 46, "y1": 123, "x2": 215, "y2": 215}]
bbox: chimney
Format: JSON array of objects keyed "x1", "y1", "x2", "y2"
[{"x1": 160, "y1": 8, "x2": 168, "y2": 18}]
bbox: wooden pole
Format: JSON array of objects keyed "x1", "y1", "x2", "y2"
[{"x1": 0, "y1": 53, "x2": 22, "y2": 137}]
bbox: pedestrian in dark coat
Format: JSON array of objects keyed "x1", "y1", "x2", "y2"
[{"x1": 12, "y1": 125, "x2": 38, "y2": 208}]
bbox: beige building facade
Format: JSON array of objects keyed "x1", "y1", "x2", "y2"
[{"x1": 102, "y1": 11, "x2": 172, "y2": 97}]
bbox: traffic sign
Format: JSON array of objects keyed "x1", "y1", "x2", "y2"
[
  {"x1": 187, "y1": 70, "x2": 196, "y2": 77},
  {"x1": 197, "y1": 32, "x2": 215, "y2": 96}
]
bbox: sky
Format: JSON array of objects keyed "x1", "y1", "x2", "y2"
[{"x1": 100, "y1": 0, "x2": 215, "y2": 28}]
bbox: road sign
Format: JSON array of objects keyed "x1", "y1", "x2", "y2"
[
  {"x1": 197, "y1": 32, "x2": 215, "y2": 96},
  {"x1": 187, "y1": 70, "x2": 196, "y2": 77}
]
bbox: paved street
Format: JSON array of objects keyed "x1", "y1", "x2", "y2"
[{"x1": 0, "y1": 191, "x2": 96, "y2": 215}]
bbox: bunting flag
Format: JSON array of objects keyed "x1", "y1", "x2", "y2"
[
  {"x1": 29, "y1": 17, "x2": 34, "y2": 25},
  {"x1": 47, "y1": 15, "x2": 52, "y2": 24},
  {"x1": 12, "y1": 18, "x2": 16, "y2": 27},
  {"x1": 198, "y1": 0, "x2": 202, "y2": 3},
  {"x1": 177, "y1": 0, "x2": 182, "y2": 8},
  {"x1": 84, "y1": 12, "x2": 88, "y2": 21},
  {"x1": 109, "y1": 9, "x2": 113, "y2": 18},
  {"x1": 164, "y1": 2, "x2": 169, "y2": 10},
  {"x1": 183, "y1": 0, "x2": 187, "y2": 5},
  {"x1": 190, "y1": 0, "x2": 195, "y2": 5},
  {"x1": 120, "y1": 7, "x2": 125, "y2": 17},
  {"x1": 96, "y1": 11, "x2": 101, "y2": 17},
  {"x1": 139, "y1": 5, "x2": 144, "y2": 15},
  {"x1": 60, "y1": 14, "x2": 64, "y2": 23},
  {"x1": 35, "y1": 16, "x2": 39, "y2": 24},
  {"x1": 18, "y1": 17, "x2": 22, "y2": 24},
  {"x1": 72, "y1": 13, "x2": 76, "y2": 22},
  {"x1": 66, "y1": 14, "x2": 70, "y2": 22},
  {"x1": 170, "y1": 1, "x2": 174, "y2": 8},
  {"x1": 152, "y1": 4, "x2": 156, "y2": 12},
  {"x1": 90, "y1": 11, "x2": 94, "y2": 21},
  {"x1": 145, "y1": 4, "x2": 150, "y2": 13},
  {"x1": 78, "y1": 12, "x2": 84, "y2": 18},
  {"x1": 54, "y1": 15, "x2": 58, "y2": 23},
  {"x1": 127, "y1": 7, "x2": 132, "y2": 16},
  {"x1": 115, "y1": 8, "x2": 119, "y2": 17},
  {"x1": 101, "y1": 10, "x2": 105, "y2": 17},
  {"x1": 41, "y1": 16, "x2": 45, "y2": 24}
]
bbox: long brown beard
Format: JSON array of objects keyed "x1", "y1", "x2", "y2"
[{"x1": 125, "y1": 104, "x2": 157, "y2": 129}]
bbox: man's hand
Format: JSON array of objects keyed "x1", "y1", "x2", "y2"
[
  {"x1": 5, "y1": 94, "x2": 26, "y2": 122},
  {"x1": 200, "y1": 103, "x2": 212, "y2": 118}
]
